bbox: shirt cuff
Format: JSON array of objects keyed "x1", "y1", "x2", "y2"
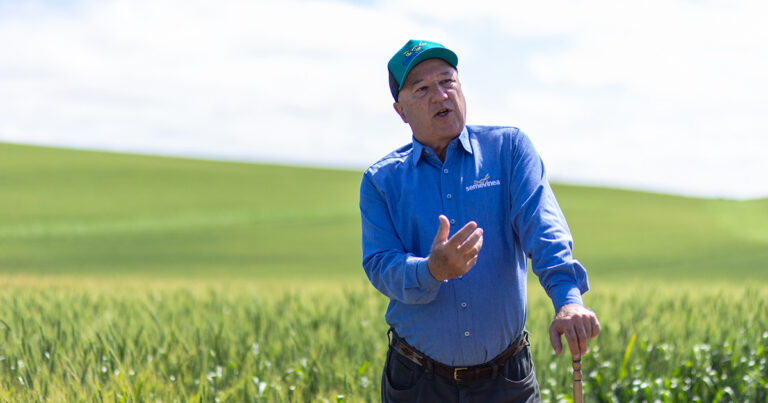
[
  {"x1": 415, "y1": 258, "x2": 442, "y2": 291},
  {"x1": 550, "y1": 284, "x2": 584, "y2": 312}
]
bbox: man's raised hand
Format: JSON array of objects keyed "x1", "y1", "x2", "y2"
[{"x1": 427, "y1": 215, "x2": 484, "y2": 281}]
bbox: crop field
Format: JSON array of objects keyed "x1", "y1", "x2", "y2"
[
  {"x1": 1, "y1": 281, "x2": 766, "y2": 402},
  {"x1": 1, "y1": 142, "x2": 767, "y2": 401}
]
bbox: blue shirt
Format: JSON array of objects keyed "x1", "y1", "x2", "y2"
[{"x1": 359, "y1": 125, "x2": 589, "y2": 366}]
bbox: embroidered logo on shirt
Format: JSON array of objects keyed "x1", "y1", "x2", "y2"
[
  {"x1": 465, "y1": 173, "x2": 501, "y2": 192},
  {"x1": 474, "y1": 174, "x2": 490, "y2": 184}
]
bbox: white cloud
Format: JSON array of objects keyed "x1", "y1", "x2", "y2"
[{"x1": 0, "y1": 0, "x2": 766, "y2": 198}]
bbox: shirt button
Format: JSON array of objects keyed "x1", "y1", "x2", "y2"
[
  {"x1": 464, "y1": 331, "x2": 470, "y2": 337},
  {"x1": 443, "y1": 168, "x2": 449, "y2": 174},
  {"x1": 446, "y1": 194, "x2": 452, "y2": 199},
  {"x1": 450, "y1": 219, "x2": 456, "y2": 225},
  {"x1": 461, "y1": 302, "x2": 467, "y2": 308}
]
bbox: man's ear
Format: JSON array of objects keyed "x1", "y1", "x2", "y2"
[{"x1": 393, "y1": 102, "x2": 408, "y2": 123}]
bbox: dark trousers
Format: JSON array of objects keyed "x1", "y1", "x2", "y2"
[{"x1": 381, "y1": 332, "x2": 541, "y2": 403}]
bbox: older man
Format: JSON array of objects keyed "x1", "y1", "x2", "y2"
[{"x1": 359, "y1": 39, "x2": 600, "y2": 402}]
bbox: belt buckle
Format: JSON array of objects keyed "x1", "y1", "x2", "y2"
[{"x1": 453, "y1": 367, "x2": 468, "y2": 381}]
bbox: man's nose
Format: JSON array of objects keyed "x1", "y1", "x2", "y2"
[{"x1": 430, "y1": 86, "x2": 449, "y2": 101}]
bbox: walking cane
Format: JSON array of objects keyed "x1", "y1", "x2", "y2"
[{"x1": 572, "y1": 358, "x2": 583, "y2": 403}]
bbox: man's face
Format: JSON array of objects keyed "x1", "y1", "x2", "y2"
[{"x1": 393, "y1": 58, "x2": 467, "y2": 149}]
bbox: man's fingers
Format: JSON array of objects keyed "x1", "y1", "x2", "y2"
[
  {"x1": 433, "y1": 215, "x2": 451, "y2": 246},
  {"x1": 457, "y1": 228, "x2": 483, "y2": 256},
  {"x1": 562, "y1": 326, "x2": 581, "y2": 360},
  {"x1": 550, "y1": 321, "x2": 583, "y2": 359},
  {"x1": 446, "y1": 221, "x2": 478, "y2": 247},
  {"x1": 591, "y1": 316, "x2": 601, "y2": 338},
  {"x1": 472, "y1": 229, "x2": 484, "y2": 252},
  {"x1": 549, "y1": 305, "x2": 600, "y2": 360},
  {"x1": 576, "y1": 324, "x2": 588, "y2": 355},
  {"x1": 549, "y1": 323, "x2": 563, "y2": 355},
  {"x1": 465, "y1": 255, "x2": 479, "y2": 270}
]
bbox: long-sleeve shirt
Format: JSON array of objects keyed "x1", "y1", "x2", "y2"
[{"x1": 359, "y1": 125, "x2": 589, "y2": 366}]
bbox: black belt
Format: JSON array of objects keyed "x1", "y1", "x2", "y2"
[{"x1": 389, "y1": 330, "x2": 528, "y2": 383}]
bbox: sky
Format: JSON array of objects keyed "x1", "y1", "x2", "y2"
[{"x1": 1, "y1": 0, "x2": 767, "y2": 199}]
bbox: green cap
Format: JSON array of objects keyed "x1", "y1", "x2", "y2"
[{"x1": 388, "y1": 39, "x2": 458, "y2": 101}]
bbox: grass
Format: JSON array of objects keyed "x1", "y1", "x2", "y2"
[
  {"x1": 0, "y1": 142, "x2": 362, "y2": 280},
  {"x1": 2, "y1": 142, "x2": 766, "y2": 282},
  {"x1": 553, "y1": 185, "x2": 768, "y2": 282}
]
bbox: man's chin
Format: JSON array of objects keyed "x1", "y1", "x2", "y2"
[{"x1": 434, "y1": 123, "x2": 464, "y2": 137}]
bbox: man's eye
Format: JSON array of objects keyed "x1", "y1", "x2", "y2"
[
  {"x1": 416, "y1": 86, "x2": 428, "y2": 93},
  {"x1": 442, "y1": 79, "x2": 455, "y2": 86}
]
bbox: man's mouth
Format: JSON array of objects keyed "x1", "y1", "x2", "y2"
[{"x1": 435, "y1": 108, "x2": 452, "y2": 118}]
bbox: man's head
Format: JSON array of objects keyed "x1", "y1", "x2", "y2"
[
  {"x1": 388, "y1": 40, "x2": 467, "y2": 151},
  {"x1": 388, "y1": 40, "x2": 458, "y2": 102}
]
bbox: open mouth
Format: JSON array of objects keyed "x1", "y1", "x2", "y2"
[{"x1": 435, "y1": 108, "x2": 452, "y2": 118}]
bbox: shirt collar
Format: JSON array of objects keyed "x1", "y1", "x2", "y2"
[
  {"x1": 457, "y1": 127, "x2": 472, "y2": 154},
  {"x1": 411, "y1": 127, "x2": 472, "y2": 167}
]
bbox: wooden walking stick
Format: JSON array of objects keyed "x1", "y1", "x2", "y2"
[{"x1": 572, "y1": 358, "x2": 583, "y2": 403}]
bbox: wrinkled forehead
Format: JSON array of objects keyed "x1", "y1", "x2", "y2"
[{"x1": 402, "y1": 59, "x2": 457, "y2": 88}]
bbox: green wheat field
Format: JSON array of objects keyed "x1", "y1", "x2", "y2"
[{"x1": 1, "y1": 142, "x2": 767, "y2": 402}]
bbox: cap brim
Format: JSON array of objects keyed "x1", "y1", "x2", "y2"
[{"x1": 398, "y1": 48, "x2": 458, "y2": 91}]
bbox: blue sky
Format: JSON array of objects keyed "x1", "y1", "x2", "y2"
[{"x1": 1, "y1": 0, "x2": 767, "y2": 199}]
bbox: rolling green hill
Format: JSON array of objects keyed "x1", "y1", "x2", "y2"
[{"x1": 1, "y1": 142, "x2": 766, "y2": 284}]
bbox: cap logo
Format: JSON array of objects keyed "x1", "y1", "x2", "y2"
[{"x1": 401, "y1": 42, "x2": 427, "y2": 66}]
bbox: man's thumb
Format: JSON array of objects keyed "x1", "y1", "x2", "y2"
[
  {"x1": 433, "y1": 215, "x2": 450, "y2": 244},
  {"x1": 549, "y1": 323, "x2": 563, "y2": 355}
]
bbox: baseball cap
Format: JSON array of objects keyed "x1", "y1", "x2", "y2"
[{"x1": 388, "y1": 39, "x2": 458, "y2": 101}]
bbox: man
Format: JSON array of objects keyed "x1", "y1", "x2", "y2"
[{"x1": 359, "y1": 39, "x2": 600, "y2": 402}]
